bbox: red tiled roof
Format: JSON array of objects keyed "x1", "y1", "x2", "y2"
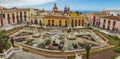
[
  {"x1": 103, "y1": 16, "x2": 120, "y2": 21},
  {"x1": 44, "y1": 16, "x2": 69, "y2": 19}
]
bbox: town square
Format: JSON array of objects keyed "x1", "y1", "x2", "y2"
[{"x1": 0, "y1": 0, "x2": 120, "y2": 59}]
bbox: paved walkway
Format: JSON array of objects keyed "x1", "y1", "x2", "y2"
[
  {"x1": 88, "y1": 50, "x2": 119, "y2": 59},
  {"x1": 8, "y1": 51, "x2": 66, "y2": 59},
  {"x1": 8, "y1": 52, "x2": 40, "y2": 59}
]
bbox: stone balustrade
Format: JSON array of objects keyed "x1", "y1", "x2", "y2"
[
  {"x1": 0, "y1": 46, "x2": 22, "y2": 59},
  {"x1": 15, "y1": 42, "x2": 113, "y2": 57}
]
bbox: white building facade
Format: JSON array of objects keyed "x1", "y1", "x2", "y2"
[{"x1": 99, "y1": 16, "x2": 120, "y2": 32}]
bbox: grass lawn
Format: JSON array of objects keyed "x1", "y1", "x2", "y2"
[{"x1": 92, "y1": 29, "x2": 119, "y2": 48}]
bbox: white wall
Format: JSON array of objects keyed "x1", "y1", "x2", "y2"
[{"x1": 100, "y1": 18, "x2": 120, "y2": 30}]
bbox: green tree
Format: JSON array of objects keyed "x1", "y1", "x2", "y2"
[
  {"x1": 85, "y1": 45, "x2": 91, "y2": 59},
  {"x1": 87, "y1": 23, "x2": 91, "y2": 28},
  {"x1": 76, "y1": 10, "x2": 79, "y2": 16},
  {"x1": 27, "y1": 22, "x2": 29, "y2": 26},
  {"x1": 0, "y1": 31, "x2": 10, "y2": 53},
  {"x1": 0, "y1": 39, "x2": 4, "y2": 53}
]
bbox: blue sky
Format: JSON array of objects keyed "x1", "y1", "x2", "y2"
[{"x1": 0, "y1": 0, "x2": 120, "y2": 11}]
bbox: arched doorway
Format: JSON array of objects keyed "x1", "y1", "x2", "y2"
[
  {"x1": 7, "y1": 14, "x2": 10, "y2": 24},
  {"x1": 48, "y1": 20, "x2": 50, "y2": 26},
  {"x1": 75, "y1": 20, "x2": 77, "y2": 26},
  {"x1": 78, "y1": 19, "x2": 81, "y2": 26},
  {"x1": 17, "y1": 15, "x2": 19, "y2": 24},
  {"x1": 65, "y1": 20, "x2": 67, "y2": 27},
  {"x1": 31, "y1": 20, "x2": 33, "y2": 24},
  {"x1": 52, "y1": 20, "x2": 54, "y2": 26},
  {"x1": 107, "y1": 20, "x2": 111, "y2": 30},
  {"x1": 59, "y1": 20, "x2": 61, "y2": 26},
  {"x1": 20, "y1": 12, "x2": 22, "y2": 22},
  {"x1": 112, "y1": 21, "x2": 116, "y2": 31},
  {"x1": 71, "y1": 19, "x2": 74, "y2": 27},
  {"x1": 0, "y1": 18, "x2": 3, "y2": 26},
  {"x1": 34, "y1": 18, "x2": 38, "y2": 24},
  {"x1": 82, "y1": 19, "x2": 84, "y2": 26},
  {"x1": 24, "y1": 11, "x2": 27, "y2": 21},
  {"x1": 12, "y1": 13, "x2": 15, "y2": 23},
  {"x1": 103, "y1": 19, "x2": 106, "y2": 29}
]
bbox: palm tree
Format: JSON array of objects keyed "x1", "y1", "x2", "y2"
[
  {"x1": 10, "y1": 37, "x2": 14, "y2": 47},
  {"x1": 39, "y1": 21, "x2": 42, "y2": 28},
  {"x1": 85, "y1": 45, "x2": 91, "y2": 59}
]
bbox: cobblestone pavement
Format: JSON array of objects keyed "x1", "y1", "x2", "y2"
[{"x1": 88, "y1": 50, "x2": 119, "y2": 59}]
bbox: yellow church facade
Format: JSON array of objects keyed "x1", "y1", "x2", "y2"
[
  {"x1": 43, "y1": 16, "x2": 69, "y2": 27},
  {"x1": 42, "y1": 13, "x2": 87, "y2": 27}
]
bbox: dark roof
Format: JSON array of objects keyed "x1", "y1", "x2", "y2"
[
  {"x1": 44, "y1": 16, "x2": 69, "y2": 19},
  {"x1": 103, "y1": 16, "x2": 120, "y2": 21},
  {"x1": 53, "y1": 6, "x2": 58, "y2": 9}
]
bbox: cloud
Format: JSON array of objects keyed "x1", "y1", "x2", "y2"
[{"x1": 0, "y1": 0, "x2": 56, "y2": 7}]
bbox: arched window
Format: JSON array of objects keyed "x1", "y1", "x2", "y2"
[
  {"x1": 103, "y1": 19, "x2": 106, "y2": 29},
  {"x1": 117, "y1": 14, "x2": 120, "y2": 16},
  {"x1": 103, "y1": 19, "x2": 106, "y2": 25}
]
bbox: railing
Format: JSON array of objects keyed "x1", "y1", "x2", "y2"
[{"x1": 0, "y1": 46, "x2": 22, "y2": 59}]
